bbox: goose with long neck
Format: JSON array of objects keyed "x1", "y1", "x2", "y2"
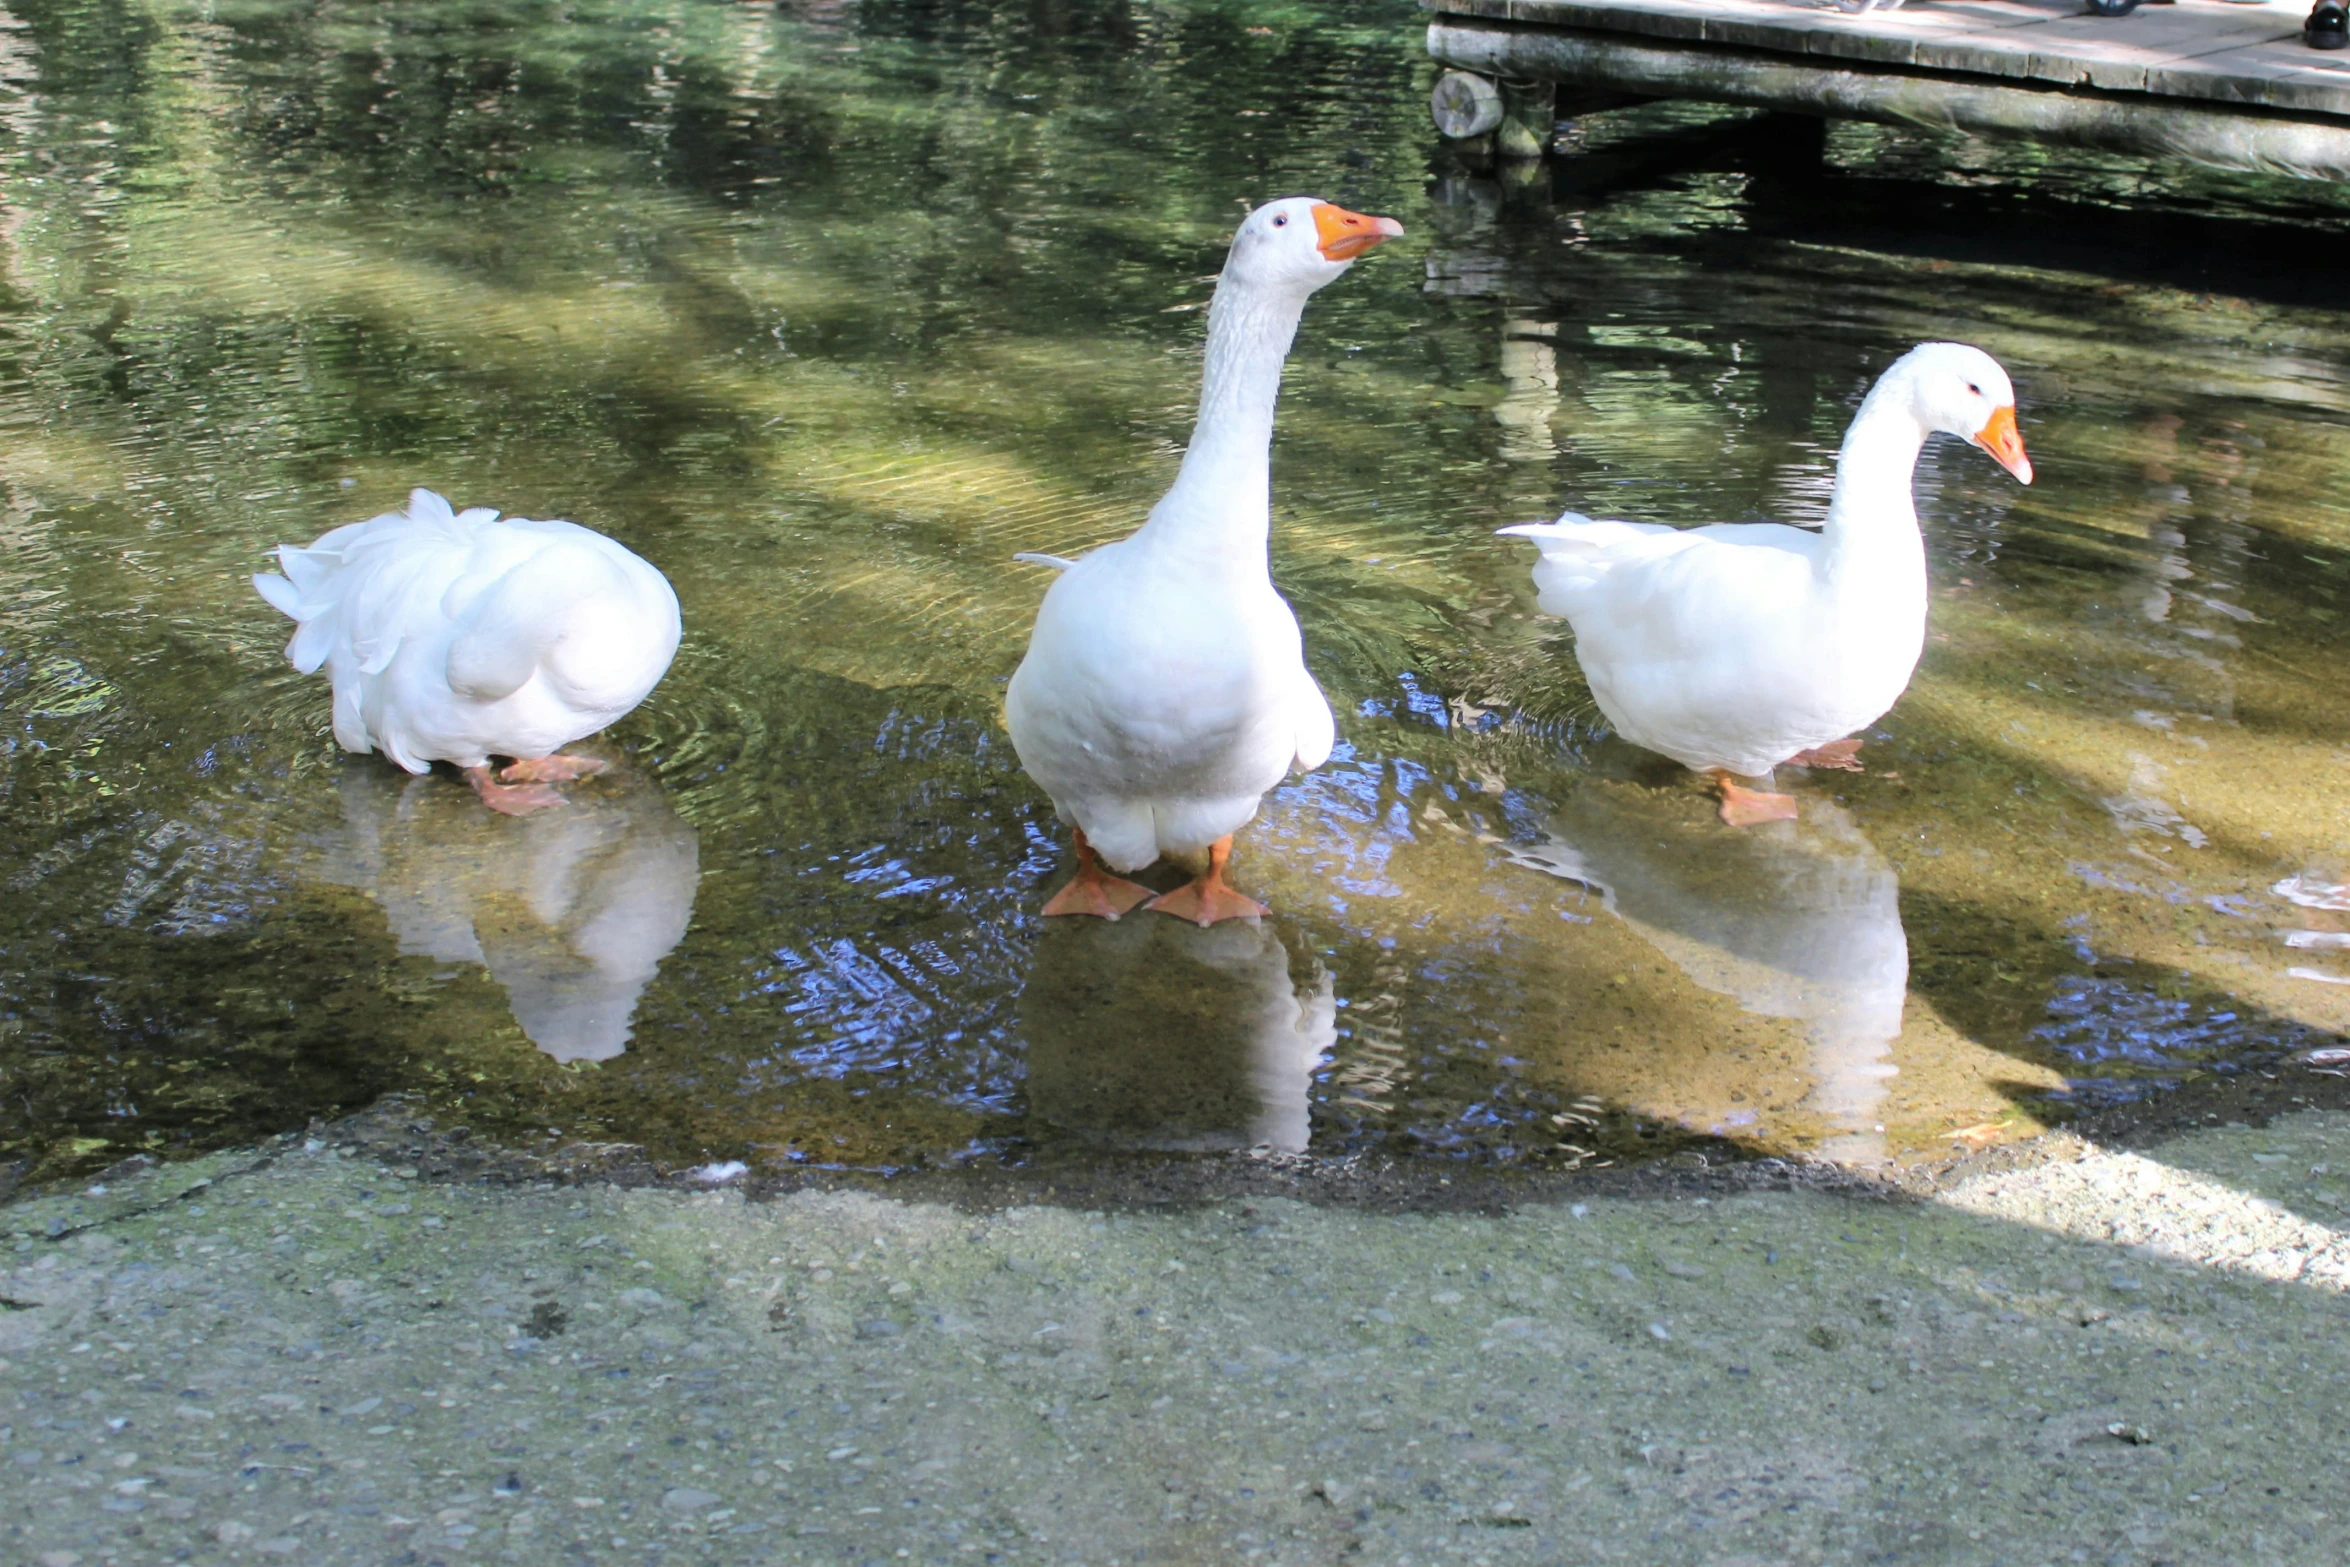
[
  {"x1": 1503, "y1": 342, "x2": 2032, "y2": 825},
  {"x1": 1006, "y1": 196, "x2": 1403, "y2": 923}
]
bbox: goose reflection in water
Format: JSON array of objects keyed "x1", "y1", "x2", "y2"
[
  {"x1": 1018, "y1": 918, "x2": 1335, "y2": 1153},
  {"x1": 312, "y1": 760, "x2": 699, "y2": 1062},
  {"x1": 1510, "y1": 787, "x2": 1907, "y2": 1161}
]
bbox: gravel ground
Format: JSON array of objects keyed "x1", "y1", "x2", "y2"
[{"x1": 6, "y1": 1111, "x2": 2350, "y2": 1567}]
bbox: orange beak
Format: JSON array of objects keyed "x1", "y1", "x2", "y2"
[
  {"x1": 1312, "y1": 202, "x2": 1404, "y2": 262},
  {"x1": 1973, "y1": 404, "x2": 2032, "y2": 485}
]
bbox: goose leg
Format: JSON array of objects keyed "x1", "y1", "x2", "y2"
[
  {"x1": 1041, "y1": 828, "x2": 1153, "y2": 919},
  {"x1": 463, "y1": 764, "x2": 564, "y2": 816},
  {"x1": 1787, "y1": 738, "x2": 1864, "y2": 772},
  {"x1": 501, "y1": 754, "x2": 608, "y2": 784},
  {"x1": 1712, "y1": 771, "x2": 1799, "y2": 827},
  {"x1": 1146, "y1": 836, "x2": 1268, "y2": 926}
]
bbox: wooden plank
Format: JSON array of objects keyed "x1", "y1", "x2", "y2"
[
  {"x1": 2262, "y1": 52, "x2": 2350, "y2": 114},
  {"x1": 1917, "y1": 16, "x2": 2350, "y2": 112},
  {"x1": 1428, "y1": 19, "x2": 2350, "y2": 172},
  {"x1": 2011, "y1": 12, "x2": 2303, "y2": 95},
  {"x1": 2141, "y1": 42, "x2": 2339, "y2": 108},
  {"x1": 1427, "y1": 0, "x2": 2350, "y2": 119},
  {"x1": 1486, "y1": 0, "x2": 2066, "y2": 61},
  {"x1": 2028, "y1": 9, "x2": 2302, "y2": 54}
]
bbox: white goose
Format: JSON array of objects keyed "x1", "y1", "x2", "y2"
[
  {"x1": 1503, "y1": 342, "x2": 2031, "y2": 825},
  {"x1": 254, "y1": 488, "x2": 681, "y2": 813},
  {"x1": 1005, "y1": 196, "x2": 1403, "y2": 923}
]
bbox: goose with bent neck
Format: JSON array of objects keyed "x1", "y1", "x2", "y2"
[
  {"x1": 1504, "y1": 341, "x2": 2033, "y2": 826},
  {"x1": 1007, "y1": 195, "x2": 1403, "y2": 924}
]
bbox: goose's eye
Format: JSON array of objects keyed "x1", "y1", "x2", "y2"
[
  {"x1": 1966, "y1": 382, "x2": 1981, "y2": 396},
  {"x1": 1271, "y1": 214, "x2": 1287, "y2": 227}
]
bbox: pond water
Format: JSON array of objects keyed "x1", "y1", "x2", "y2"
[{"x1": 5, "y1": 0, "x2": 2350, "y2": 1187}]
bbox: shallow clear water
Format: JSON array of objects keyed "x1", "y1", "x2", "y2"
[{"x1": 5, "y1": 0, "x2": 2350, "y2": 1185}]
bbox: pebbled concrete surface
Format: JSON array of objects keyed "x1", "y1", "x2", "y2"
[{"x1": 5, "y1": 1112, "x2": 2350, "y2": 1566}]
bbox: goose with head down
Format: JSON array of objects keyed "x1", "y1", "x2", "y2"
[
  {"x1": 1006, "y1": 196, "x2": 1403, "y2": 923},
  {"x1": 1503, "y1": 342, "x2": 2032, "y2": 825},
  {"x1": 254, "y1": 488, "x2": 681, "y2": 813}
]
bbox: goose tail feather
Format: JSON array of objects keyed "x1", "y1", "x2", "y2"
[
  {"x1": 1497, "y1": 510, "x2": 1597, "y2": 542},
  {"x1": 251, "y1": 569, "x2": 302, "y2": 620}
]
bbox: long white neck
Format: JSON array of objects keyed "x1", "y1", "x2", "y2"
[
  {"x1": 1134, "y1": 276, "x2": 1308, "y2": 567},
  {"x1": 1821, "y1": 371, "x2": 1929, "y2": 581}
]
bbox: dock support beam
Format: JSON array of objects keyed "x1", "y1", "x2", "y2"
[
  {"x1": 1428, "y1": 19, "x2": 2350, "y2": 181},
  {"x1": 1432, "y1": 70, "x2": 1567, "y2": 158},
  {"x1": 1498, "y1": 78, "x2": 1555, "y2": 158}
]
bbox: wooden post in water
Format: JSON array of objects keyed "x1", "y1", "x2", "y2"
[
  {"x1": 1497, "y1": 78, "x2": 1556, "y2": 158},
  {"x1": 1432, "y1": 69, "x2": 1575, "y2": 159}
]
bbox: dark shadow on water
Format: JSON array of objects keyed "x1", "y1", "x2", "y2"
[
  {"x1": 1740, "y1": 172, "x2": 2347, "y2": 314},
  {"x1": 1904, "y1": 883, "x2": 2334, "y2": 1114},
  {"x1": 1018, "y1": 916, "x2": 1334, "y2": 1156},
  {"x1": 1548, "y1": 107, "x2": 2350, "y2": 310}
]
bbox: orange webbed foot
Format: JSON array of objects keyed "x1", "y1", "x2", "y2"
[
  {"x1": 1713, "y1": 772, "x2": 1799, "y2": 827},
  {"x1": 1042, "y1": 865, "x2": 1153, "y2": 919},
  {"x1": 1787, "y1": 738, "x2": 1864, "y2": 773},
  {"x1": 464, "y1": 765, "x2": 564, "y2": 816},
  {"x1": 1041, "y1": 829, "x2": 1153, "y2": 919},
  {"x1": 1144, "y1": 836, "x2": 1266, "y2": 926},
  {"x1": 1146, "y1": 880, "x2": 1268, "y2": 927},
  {"x1": 501, "y1": 753, "x2": 608, "y2": 785}
]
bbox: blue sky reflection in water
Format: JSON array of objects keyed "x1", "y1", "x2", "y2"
[{"x1": 3, "y1": 0, "x2": 2350, "y2": 1185}]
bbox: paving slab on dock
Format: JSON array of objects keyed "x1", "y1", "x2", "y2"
[
  {"x1": 1430, "y1": 0, "x2": 2350, "y2": 119},
  {"x1": 10, "y1": 1110, "x2": 2350, "y2": 1563}
]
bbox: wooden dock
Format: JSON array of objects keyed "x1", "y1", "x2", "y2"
[{"x1": 1425, "y1": 0, "x2": 2350, "y2": 178}]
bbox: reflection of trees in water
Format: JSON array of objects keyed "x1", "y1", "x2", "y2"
[
  {"x1": 0, "y1": 0, "x2": 1438, "y2": 1178},
  {"x1": 1417, "y1": 146, "x2": 2350, "y2": 1131},
  {"x1": 306, "y1": 761, "x2": 699, "y2": 1063},
  {"x1": 2091, "y1": 413, "x2": 2257, "y2": 852},
  {"x1": 1019, "y1": 917, "x2": 1333, "y2": 1154},
  {"x1": 9, "y1": 0, "x2": 2350, "y2": 1182},
  {"x1": 1328, "y1": 954, "x2": 1410, "y2": 1118},
  {"x1": 0, "y1": 0, "x2": 1450, "y2": 692},
  {"x1": 1509, "y1": 787, "x2": 1907, "y2": 1160},
  {"x1": 0, "y1": 770, "x2": 406, "y2": 1186}
]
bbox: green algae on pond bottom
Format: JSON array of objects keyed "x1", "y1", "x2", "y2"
[{"x1": 3, "y1": 0, "x2": 2349, "y2": 1187}]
